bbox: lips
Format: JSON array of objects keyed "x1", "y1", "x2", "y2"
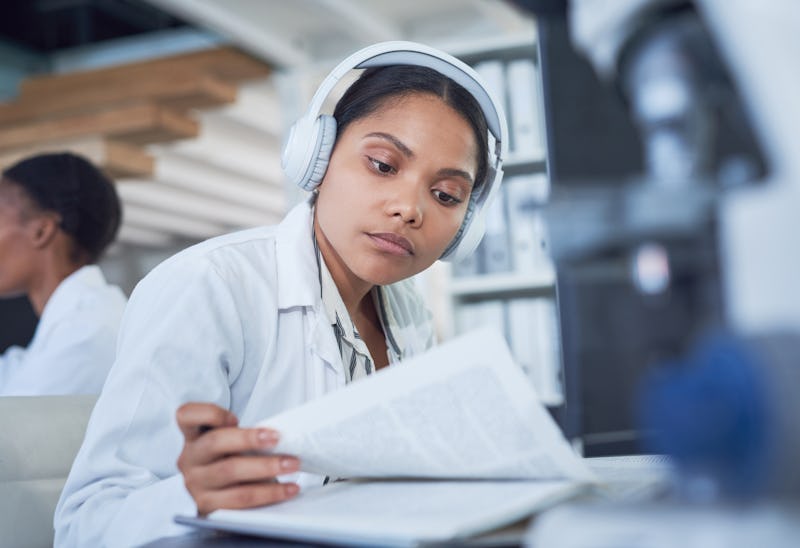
[{"x1": 368, "y1": 232, "x2": 414, "y2": 256}]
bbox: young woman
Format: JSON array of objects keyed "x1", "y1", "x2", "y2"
[
  {"x1": 55, "y1": 42, "x2": 506, "y2": 546},
  {"x1": 0, "y1": 152, "x2": 125, "y2": 395}
]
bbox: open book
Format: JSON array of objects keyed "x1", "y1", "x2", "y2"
[{"x1": 176, "y1": 327, "x2": 596, "y2": 546}]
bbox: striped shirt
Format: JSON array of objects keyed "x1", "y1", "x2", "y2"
[
  {"x1": 309, "y1": 197, "x2": 437, "y2": 382},
  {"x1": 314, "y1": 230, "x2": 388, "y2": 382}
]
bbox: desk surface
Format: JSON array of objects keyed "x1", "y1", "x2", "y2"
[
  {"x1": 143, "y1": 527, "x2": 526, "y2": 548},
  {"x1": 141, "y1": 530, "x2": 325, "y2": 548},
  {"x1": 142, "y1": 502, "x2": 800, "y2": 548}
]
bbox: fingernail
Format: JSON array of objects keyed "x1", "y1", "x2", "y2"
[
  {"x1": 280, "y1": 457, "x2": 299, "y2": 471},
  {"x1": 257, "y1": 429, "x2": 279, "y2": 445},
  {"x1": 284, "y1": 484, "x2": 299, "y2": 496}
]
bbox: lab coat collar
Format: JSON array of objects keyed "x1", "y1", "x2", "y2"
[
  {"x1": 39, "y1": 265, "x2": 107, "y2": 323},
  {"x1": 32, "y1": 265, "x2": 108, "y2": 343},
  {"x1": 275, "y1": 198, "x2": 344, "y2": 378},
  {"x1": 274, "y1": 198, "x2": 322, "y2": 311}
]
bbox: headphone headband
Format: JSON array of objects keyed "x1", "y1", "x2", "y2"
[{"x1": 304, "y1": 41, "x2": 507, "y2": 154}]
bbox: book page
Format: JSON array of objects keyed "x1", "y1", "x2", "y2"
[
  {"x1": 258, "y1": 327, "x2": 594, "y2": 482},
  {"x1": 208, "y1": 479, "x2": 584, "y2": 545},
  {"x1": 585, "y1": 455, "x2": 675, "y2": 501}
]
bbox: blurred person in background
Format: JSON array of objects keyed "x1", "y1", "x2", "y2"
[{"x1": 0, "y1": 152, "x2": 126, "y2": 395}]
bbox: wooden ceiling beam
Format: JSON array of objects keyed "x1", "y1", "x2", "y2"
[
  {"x1": 0, "y1": 102, "x2": 199, "y2": 152},
  {"x1": 0, "y1": 75, "x2": 237, "y2": 126},
  {"x1": 19, "y1": 46, "x2": 271, "y2": 98},
  {"x1": 0, "y1": 137, "x2": 154, "y2": 179}
]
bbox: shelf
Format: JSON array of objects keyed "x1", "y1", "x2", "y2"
[
  {"x1": 445, "y1": 32, "x2": 538, "y2": 64},
  {"x1": 450, "y1": 266, "x2": 556, "y2": 299},
  {"x1": 504, "y1": 150, "x2": 547, "y2": 174}
]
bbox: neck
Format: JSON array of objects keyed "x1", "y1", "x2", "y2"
[{"x1": 313, "y1": 216, "x2": 373, "y2": 317}]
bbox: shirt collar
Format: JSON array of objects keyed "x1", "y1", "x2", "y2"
[
  {"x1": 275, "y1": 197, "x2": 322, "y2": 310},
  {"x1": 371, "y1": 285, "x2": 403, "y2": 362},
  {"x1": 40, "y1": 265, "x2": 104, "y2": 318},
  {"x1": 33, "y1": 265, "x2": 108, "y2": 345}
]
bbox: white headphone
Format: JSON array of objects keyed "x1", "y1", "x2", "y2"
[{"x1": 281, "y1": 41, "x2": 508, "y2": 263}]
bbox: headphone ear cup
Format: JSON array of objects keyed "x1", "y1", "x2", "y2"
[
  {"x1": 300, "y1": 115, "x2": 337, "y2": 191},
  {"x1": 447, "y1": 204, "x2": 486, "y2": 263},
  {"x1": 441, "y1": 163, "x2": 501, "y2": 263},
  {"x1": 282, "y1": 115, "x2": 338, "y2": 191}
]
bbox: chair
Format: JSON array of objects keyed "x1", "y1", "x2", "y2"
[{"x1": 0, "y1": 396, "x2": 96, "y2": 548}]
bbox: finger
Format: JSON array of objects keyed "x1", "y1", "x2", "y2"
[
  {"x1": 194, "y1": 454, "x2": 301, "y2": 490},
  {"x1": 184, "y1": 427, "x2": 281, "y2": 466},
  {"x1": 195, "y1": 482, "x2": 300, "y2": 516},
  {"x1": 176, "y1": 403, "x2": 238, "y2": 441}
]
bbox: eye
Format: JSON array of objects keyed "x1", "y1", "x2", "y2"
[
  {"x1": 433, "y1": 189, "x2": 463, "y2": 206},
  {"x1": 367, "y1": 157, "x2": 396, "y2": 175}
]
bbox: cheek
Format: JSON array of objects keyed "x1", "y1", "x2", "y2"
[
  {"x1": 317, "y1": 159, "x2": 362, "y2": 209},
  {"x1": 432, "y1": 211, "x2": 467, "y2": 247},
  {"x1": 315, "y1": 186, "x2": 359, "y2": 247}
]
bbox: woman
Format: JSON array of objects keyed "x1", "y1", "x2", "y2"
[
  {"x1": 55, "y1": 41, "x2": 506, "y2": 546},
  {"x1": 0, "y1": 152, "x2": 125, "y2": 395}
]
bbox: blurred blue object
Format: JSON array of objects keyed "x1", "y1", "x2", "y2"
[{"x1": 637, "y1": 332, "x2": 773, "y2": 499}]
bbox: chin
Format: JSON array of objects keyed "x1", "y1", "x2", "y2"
[
  {"x1": 363, "y1": 272, "x2": 408, "y2": 286},
  {"x1": 356, "y1": 262, "x2": 417, "y2": 286},
  {"x1": 372, "y1": 258, "x2": 438, "y2": 285}
]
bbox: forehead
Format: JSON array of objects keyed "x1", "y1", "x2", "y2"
[
  {"x1": 368, "y1": 92, "x2": 461, "y2": 123},
  {"x1": 0, "y1": 179, "x2": 20, "y2": 203},
  {"x1": 0, "y1": 179, "x2": 36, "y2": 215},
  {"x1": 349, "y1": 94, "x2": 478, "y2": 153}
]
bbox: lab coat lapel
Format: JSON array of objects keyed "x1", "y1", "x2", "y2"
[
  {"x1": 274, "y1": 198, "x2": 344, "y2": 380},
  {"x1": 274, "y1": 199, "x2": 319, "y2": 310}
]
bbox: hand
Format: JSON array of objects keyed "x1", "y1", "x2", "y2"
[{"x1": 176, "y1": 402, "x2": 300, "y2": 516}]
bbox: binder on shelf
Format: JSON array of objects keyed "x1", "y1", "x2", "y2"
[
  {"x1": 472, "y1": 60, "x2": 507, "y2": 127},
  {"x1": 506, "y1": 58, "x2": 543, "y2": 158},
  {"x1": 448, "y1": 44, "x2": 560, "y2": 397},
  {"x1": 481, "y1": 184, "x2": 513, "y2": 274},
  {"x1": 504, "y1": 174, "x2": 552, "y2": 274},
  {"x1": 506, "y1": 297, "x2": 564, "y2": 406},
  {"x1": 454, "y1": 299, "x2": 506, "y2": 338}
]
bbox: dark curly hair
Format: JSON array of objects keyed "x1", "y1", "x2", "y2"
[{"x1": 2, "y1": 152, "x2": 122, "y2": 264}]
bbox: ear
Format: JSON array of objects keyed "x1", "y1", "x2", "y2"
[{"x1": 28, "y1": 213, "x2": 60, "y2": 249}]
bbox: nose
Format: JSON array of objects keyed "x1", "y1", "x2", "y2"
[{"x1": 386, "y1": 182, "x2": 424, "y2": 226}]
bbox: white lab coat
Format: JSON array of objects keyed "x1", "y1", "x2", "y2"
[
  {"x1": 54, "y1": 200, "x2": 436, "y2": 547},
  {"x1": 0, "y1": 265, "x2": 126, "y2": 396}
]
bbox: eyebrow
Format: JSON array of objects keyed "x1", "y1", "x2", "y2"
[
  {"x1": 365, "y1": 132, "x2": 414, "y2": 158},
  {"x1": 364, "y1": 132, "x2": 474, "y2": 185},
  {"x1": 437, "y1": 167, "x2": 474, "y2": 186}
]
